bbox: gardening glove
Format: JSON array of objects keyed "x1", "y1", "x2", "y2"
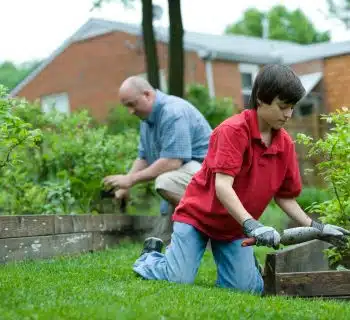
[
  {"x1": 243, "y1": 218, "x2": 281, "y2": 249},
  {"x1": 311, "y1": 220, "x2": 350, "y2": 248}
]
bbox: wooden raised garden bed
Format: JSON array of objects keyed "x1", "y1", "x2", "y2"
[
  {"x1": 263, "y1": 239, "x2": 350, "y2": 300},
  {"x1": 0, "y1": 214, "x2": 157, "y2": 264}
]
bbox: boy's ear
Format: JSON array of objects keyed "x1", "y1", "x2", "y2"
[{"x1": 257, "y1": 99, "x2": 262, "y2": 106}]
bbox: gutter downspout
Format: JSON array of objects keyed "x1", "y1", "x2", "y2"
[{"x1": 198, "y1": 50, "x2": 216, "y2": 98}]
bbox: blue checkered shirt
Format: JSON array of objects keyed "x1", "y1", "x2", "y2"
[{"x1": 138, "y1": 90, "x2": 212, "y2": 214}]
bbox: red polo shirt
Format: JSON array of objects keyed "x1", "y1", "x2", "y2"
[{"x1": 172, "y1": 109, "x2": 302, "y2": 242}]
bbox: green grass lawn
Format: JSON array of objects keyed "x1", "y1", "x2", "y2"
[{"x1": 0, "y1": 241, "x2": 349, "y2": 320}]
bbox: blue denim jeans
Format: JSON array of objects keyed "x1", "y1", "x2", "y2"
[{"x1": 133, "y1": 222, "x2": 264, "y2": 294}]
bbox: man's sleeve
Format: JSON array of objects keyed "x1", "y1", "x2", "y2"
[
  {"x1": 275, "y1": 143, "x2": 302, "y2": 198},
  {"x1": 137, "y1": 124, "x2": 146, "y2": 160},
  {"x1": 210, "y1": 124, "x2": 248, "y2": 177},
  {"x1": 159, "y1": 115, "x2": 192, "y2": 161}
]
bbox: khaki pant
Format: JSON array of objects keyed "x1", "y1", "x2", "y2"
[{"x1": 150, "y1": 161, "x2": 202, "y2": 243}]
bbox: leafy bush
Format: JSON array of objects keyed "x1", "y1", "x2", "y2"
[
  {"x1": 105, "y1": 104, "x2": 140, "y2": 135},
  {"x1": 0, "y1": 99, "x2": 157, "y2": 215},
  {"x1": 185, "y1": 83, "x2": 237, "y2": 128},
  {"x1": 0, "y1": 85, "x2": 41, "y2": 173},
  {"x1": 296, "y1": 187, "x2": 331, "y2": 213},
  {"x1": 297, "y1": 107, "x2": 350, "y2": 266},
  {"x1": 0, "y1": 84, "x2": 238, "y2": 216}
]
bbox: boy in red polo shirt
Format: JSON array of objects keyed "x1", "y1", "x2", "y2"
[{"x1": 132, "y1": 64, "x2": 349, "y2": 294}]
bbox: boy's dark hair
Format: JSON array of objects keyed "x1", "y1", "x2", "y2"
[{"x1": 248, "y1": 64, "x2": 306, "y2": 109}]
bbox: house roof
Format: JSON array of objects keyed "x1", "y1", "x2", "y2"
[
  {"x1": 9, "y1": 18, "x2": 350, "y2": 97},
  {"x1": 74, "y1": 18, "x2": 300, "y2": 64},
  {"x1": 299, "y1": 72, "x2": 323, "y2": 96}
]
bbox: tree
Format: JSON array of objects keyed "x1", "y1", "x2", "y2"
[
  {"x1": 92, "y1": 0, "x2": 160, "y2": 88},
  {"x1": 167, "y1": 0, "x2": 184, "y2": 97},
  {"x1": 225, "y1": 5, "x2": 330, "y2": 44},
  {"x1": 141, "y1": 0, "x2": 160, "y2": 89},
  {"x1": 326, "y1": 0, "x2": 350, "y2": 28},
  {"x1": 0, "y1": 60, "x2": 40, "y2": 91}
]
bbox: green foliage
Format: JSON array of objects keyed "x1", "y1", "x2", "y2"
[
  {"x1": 297, "y1": 107, "x2": 350, "y2": 266},
  {"x1": 327, "y1": 0, "x2": 350, "y2": 28},
  {"x1": 296, "y1": 187, "x2": 331, "y2": 213},
  {"x1": 0, "y1": 60, "x2": 40, "y2": 91},
  {"x1": 0, "y1": 85, "x2": 42, "y2": 173},
  {"x1": 105, "y1": 105, "x2": 140, "y2": 135},
  {"x1": 225, "y1": 5, "x2": 330, "y2": 44},
  {"x1": 185, "y1": 83, "x2": 237, "y2": 128},
  {"x1": 0, "y1": 99, "x2": 148, "y2": 215}
]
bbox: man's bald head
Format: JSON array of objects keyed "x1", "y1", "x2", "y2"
[
  {"x1": 118, "y1": 76, "x2": 157, "y2": 120},
  {"x1": 119, "y1": 76, "x2": 154, "y2": 95}
]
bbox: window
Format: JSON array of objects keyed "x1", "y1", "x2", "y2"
[
  {"x1": 239, "y1": 64, "x2": 259, "y2": 108},
  {"x1": 41, "y1": 93, "x2": 70, "y2": 114}
]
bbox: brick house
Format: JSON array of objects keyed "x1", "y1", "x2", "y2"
[{"x1": 9, "y1": 18, "x2": 350, "y2": 121}]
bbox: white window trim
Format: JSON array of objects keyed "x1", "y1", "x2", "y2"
[
  {"x1": 239, "y1": 63, "x2": 259, "y2": 77},
  {"x1": 239, "y1": 64, "x2": 259, "y2": 108},
  {"x1": 242, "y1": 88, "x2": 252, "y2": 95}
]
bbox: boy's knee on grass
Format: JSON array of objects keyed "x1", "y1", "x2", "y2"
[
  {"x1": 166, "y1": 267, "x2": 196, "y2": 285},
  {"x1": 217, "y1": 277, "x2": 264, "y2": 295}
]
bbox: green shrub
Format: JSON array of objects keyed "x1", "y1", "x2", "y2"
[
  {"x1": 297, "y1": 107, "x2": 350, "y2": 266},
  {"x1": 0, "y1": 85, "x2": 41, "y2": 173},
  {"x1": 105, "y1": 104, "x2": 140, "y2": 135},
  {"x1": 296, "y1": 187, "x2": 331, "y2": 213},
  {"x1": 186, "y1": 83, "x2": 237, "y2": 128},
  {"x1": 0, "y1": 101, "x2": 155, "y2": 215}
]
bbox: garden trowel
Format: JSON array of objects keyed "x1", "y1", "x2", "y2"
[{"x1": 241, "y1": 226, "x2": 322, "y2": 248}]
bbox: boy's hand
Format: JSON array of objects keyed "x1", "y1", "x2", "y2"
[
  {"x1": 243, "y1": 218, "x2": 281, "y2": 248},
  {"x1": 311, "y1": 220, "x2": 350, "y2": 248}
]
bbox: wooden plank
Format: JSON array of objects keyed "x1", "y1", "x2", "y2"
[
  {"x1": 263, "y1": 240, "x2": 331, "y2": 296},
  {"x1": 0, "y1": 232, "x2": 121, "y2": 264},
  {"x1": 0, "y1": 216, "x2": 54, "y2": 239},
  {"x1": 266, "y1": 240, "x2": 331, "y2": 274},
  {"x1": 132, "y1": 215, "x2": 160, "y2": 240},
  {"x1": 0, "y1": 215, "x2": 133, "y2": 239},
  {"x1": 263, "y1": 252, "x2": 277, "y2": 295},
  {"x1": 132, "y1": 215, "x2": 158, "y2": 232},
  {"x1": 54, "y1": 214, "x2": 132, "y2": 234},
  {"x1": 275, "y1": 270, "x2": 350, "y2": 297}
]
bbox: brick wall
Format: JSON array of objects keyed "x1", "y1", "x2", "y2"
[
  {"x1": 290, "y1": 59, "x2": 323, "y2": 75},
  {"x1": 212, "y1": 60, "x2": 243, "y2": 109},
  {"x1": 16, "y1": 31, "x2": 208, "y2": 120},
  {"x1": 323, "y1": 55, "x2": 350, "y2": 113}
]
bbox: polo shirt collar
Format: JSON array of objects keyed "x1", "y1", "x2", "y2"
[
  {"x1": 248, "y1": 109, "x2": 285, "y2": 154},
  {"x1": 145, "y1": 89, "x2": 165, "y2": 125}
]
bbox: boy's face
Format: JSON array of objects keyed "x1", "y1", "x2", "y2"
[{"x1": 257, "y1": 97, "x2": 294, "y2": 130}]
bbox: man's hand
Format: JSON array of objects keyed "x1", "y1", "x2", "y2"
[
  {"x1": 103, "y1": 174, "x2": 133, "y2": 189},
  {"x1": 114, "y1": 188, "x2": 129, "y2": 201},
  {"x1": 243, "y1": 218, "x2": 281, "y2": 249},
  {"x1": 311, "y1": 220, "x2": 350, "y2": 248}
]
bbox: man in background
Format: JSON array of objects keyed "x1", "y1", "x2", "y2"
[{"x1": 103, "y1": 76, "x2": 212, "y2": 242}]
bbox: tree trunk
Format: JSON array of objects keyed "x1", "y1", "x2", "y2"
[
  {"x1": 168, "y1": 0, "x2": 184, "y2": 97},
  {"x1": 141, "y1": 0, "x2": 160, "y2": 88}
]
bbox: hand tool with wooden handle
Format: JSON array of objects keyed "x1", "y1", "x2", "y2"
[{"x1": 241, "y1": 226, "x2": 322, "y2": 247}]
